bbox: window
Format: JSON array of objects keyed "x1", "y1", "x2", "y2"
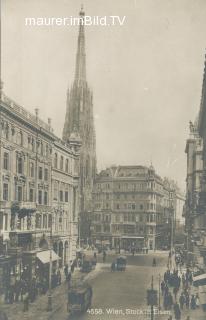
[
  {"x1": 132, "y1": 204, "x2": 136, "y2": 210},
  {"x1": 29, "y1": 189, "x2": 34, "y2": 202},
  {"x1": 43, "y1": 214, "x2": 47, "y2": 228},
  {"x1": 60, "y1": 190, "x2": 63, "y2": 202},
  {"x1": 40, "y1": 142, "x2": 44, "y2": 155},
  {"x1": 17, "y1": 186, "x2": 23, "y2": 201},
  {"x1": 38, "y1": 190, "x2": 42, "y2": 204},
  {"x1": 31, "y1": 137, "x2": 35, "y2": 152},
  {"x1": 3, "y1": 184, "x2": 8, "y2": 201},
  {"x1": 48, "y1": 214, "x2": 52, "y2": 228},
  {"x1": 106, "y1": 194, "x2": 109, "y2": 200},
  {"x1": 44, "y1": 168, "x2": 48, "y2": 181},
  {"x1": 17, "y1": 156, "x2": 23, "y2": 174},
  {"x1": 5, "y1": 124, "x2": 9, "y2": 139},
  {"x1": 0, "y1": 213, "x2": 3, "y2": 230},
  {"x1": 116, "y1": 203, "x2": 120, "y2": 210},
  {"x1": 4, "y1": 214, "x2": 8, "y2": 231},
  {"x1": 30, "y1": 162, "x2": 35, "y2": 177},
  {"x1": 46, "y1": 144, "x2": 49, "y2": 157},
  {"x1": 140, "y1": 204, "x2": 143, "y2": 210},
  {"x1": 96, "y1": 225, "x2": 101, "y2": 232},
  {"x1": 60, "y1": 156, "x2": 64, "y2": 170},
  {"x1": 53, "y1": 183, "x2": 58, "y2": 201},
  {"x1": 17, "y1": 131, "x2": 23, "y2": 146},
  {"x1": 65, "y1": 191, "x2": 68, "y2": 202},
  {"x1": 36, "y1": 214, "x2": 41, "y2": 229},
  {"x1": 44, "y1": 192, "x2": 48, "y2": 205},
  {"x1": 3, "y1": 152, "x2": 9, "y2": 170},
  {"x1": 54, "y1": 153, "x2": 58, "y2": 169},
  {"x1": 65, "y1": 159, "x2": 69, "y2": 172},
  {"x1": 38, "y1": 167, "x2": 43, "y2": 180}
]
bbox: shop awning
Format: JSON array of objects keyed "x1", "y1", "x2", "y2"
[
  {"x1": 36, "y1": 250, "x2": 60, "y2": 264},
  {"x1": 193, "y1": 273, "x2": 206, "y2": 287}
]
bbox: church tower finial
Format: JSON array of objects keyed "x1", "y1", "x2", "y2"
[{"x1": 75, "y1": 5, "x2": 86, "y2": 82}]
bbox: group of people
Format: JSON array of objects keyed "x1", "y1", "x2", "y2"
[{"x1": 163, "y1": 250, "x2": 201, "y2": 320}]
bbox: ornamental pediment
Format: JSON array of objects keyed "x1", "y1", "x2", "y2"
[{"x1": 3, "y1": 174, "x2": 10, "y2": 181}]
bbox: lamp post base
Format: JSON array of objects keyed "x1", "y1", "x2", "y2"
[{"x1": 47, "y1": 294, "x2": 52, "y2": 312}]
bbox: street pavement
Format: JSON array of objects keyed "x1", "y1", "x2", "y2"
[
  {"x1": 1, "y1": 250, "x2": 205, "y2": 320},
  {"x1": 51, "y1": 251, "x2": 170, "y2": 320}
]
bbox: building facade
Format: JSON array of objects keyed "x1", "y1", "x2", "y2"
[
  {"x1": 185, "y1": 120, "x2": 203, "y2": 252},
  {"x1": 196, "y1": 53, "x2": 206, "y2": 270},
  {"x1": 0, "y1": 85, "x2": 80, "y2": 297},
  {"x1": 91, "y1": 165, "x2": 180, "y2": 251}
]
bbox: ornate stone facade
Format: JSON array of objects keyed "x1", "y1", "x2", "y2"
[
  {"x1": 0, "y1": 86, "x2": 80, "y2": 295},
  {"x1": 91, "y1": 165, "x2": 179, "y2": 251}
]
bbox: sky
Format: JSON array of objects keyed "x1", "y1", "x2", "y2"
[{"x1": 2, "y1": 0, "x2": 206, "y2": 192}]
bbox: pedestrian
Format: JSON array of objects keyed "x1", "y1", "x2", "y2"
[
  {"x1": 67, "y1": 271, "x2": 72, "y2": 289},
  {"x1": 94, "y1": 252, "x2": 97, "y2": 259},
  {"x1": 103, "y1": 251, "x2": 106, "y2": 263},
  {"x1": 9, "y1": 286, "x2": 14, "y2": 304},
  {"x1": 195, "y1": 293, "x2": 200, "y2": 308},
  {"x1": 152, "y1": 258, "x2": 156, "y2": 267},
  {"x1": 185, "y1": 292, "x2": 190, "y2": 309},
  {"x1": 111, "y1": 261, "x2": 115, "y2": 272},
  {"x1": 190, "y1": 295, "x2": 196, "y2": 310},
  {"x1": 173, "y1": 286, "x2": 178, "y2": 301},
  {"x1": 23, "y1": 292, "x2": 29, "y2": 312},
  {"x1": 173, "y1": 302, "x2": 181, "y2": 320},
  {"x1": 179, "y1": 292, "x2": 185, "y2": 310},
  {"x1": 64, "y1": 264, "x2": 69, "y2": 281},
  {"x1": 71, "y1": 263, "x2": 75, "y2": 273},
  {"x1": 57, "y1": 269, "x2": 61, "y2": 285},
  {"x1": 167, "y1": 292, "x2": 173, "y2": 310},
  {"x1": 161, "y1": 280, "x2": 165, "y2": 296}
]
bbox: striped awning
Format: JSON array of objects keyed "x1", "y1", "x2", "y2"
[{"x1": 193, "y1": 273, "x2": 206, "y2": 287}]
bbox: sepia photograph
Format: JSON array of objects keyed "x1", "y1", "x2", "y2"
[{"x1": 0, "y1": 0, "x2": 206, "y2": 319}]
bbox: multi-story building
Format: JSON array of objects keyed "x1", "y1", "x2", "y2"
[
  {"x1": 0, "y1": 84, "x2": 80, "y2": 297},
  {"x1": 185, "y1": 120, "x2": 203, "y2": 251},
  {"x1": 91, "y1": 165, "x2": 178, "y2": 251},
  {"x1": 196, "y1": 53, "x2": 206, "y2": 269},
  {"x1": 52, "y1": 139, "x2": 79, "y2": 267},
  {"x1": 62, "y1": 8, "x2": 96, "y2": 242}
]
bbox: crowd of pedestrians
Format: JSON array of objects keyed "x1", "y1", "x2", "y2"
[{"x1": 163, "y1": 250, "x2": 201, "y2": 320}]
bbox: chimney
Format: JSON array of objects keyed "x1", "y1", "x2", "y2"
[{"x1": 35, "y1": 108, "x2": 39, "y2": 120}]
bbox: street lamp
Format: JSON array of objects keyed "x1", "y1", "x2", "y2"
[{"x1": 47, "y1": 214, "x2": 53, "y2": 311}]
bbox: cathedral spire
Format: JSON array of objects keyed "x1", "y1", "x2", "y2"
[{"x1": 75, "y1": 6, "x2": 86, "y2": 82}]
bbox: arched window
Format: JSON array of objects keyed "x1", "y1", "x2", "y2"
[
  {"x1": 3, "y1": 152, "x2": 9, "y2": 170},
  {"x1": 17, "y1": 131, "x2": 23, "y2": 146},
  {"x1": 60, "y1": 156, "x2": 64, "y2": 171},
  {"x1": 54, "y1": 153, "x2": 58, "y2": 169}
]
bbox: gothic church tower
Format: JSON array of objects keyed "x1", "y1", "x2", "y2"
[{"x1": 63, "y1": 7, "x2": 96, "y2": 215}]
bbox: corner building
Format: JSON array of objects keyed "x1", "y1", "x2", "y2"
[{"x1": 92, "y1": 165, "x2": 173, "y2": 250}]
